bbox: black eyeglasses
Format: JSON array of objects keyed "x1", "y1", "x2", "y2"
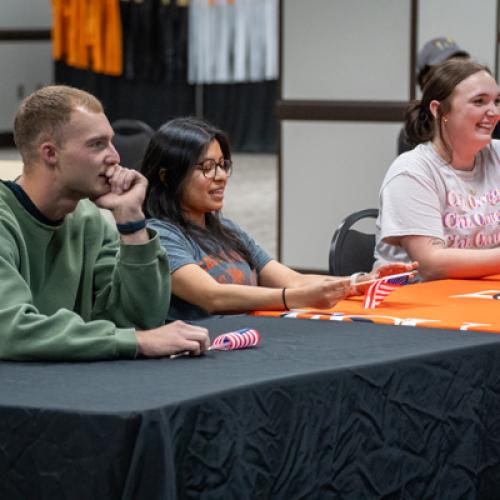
[{"x1": 194, "y1": 158, "x2": 233, "y2": 179}]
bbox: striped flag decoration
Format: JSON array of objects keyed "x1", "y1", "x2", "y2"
[
  {"x1": 363, "y1": 275, "x2": 410, "y2": 309},
  {"x1": 211, "y1": 328, "x2": 261, "y2": 351}
]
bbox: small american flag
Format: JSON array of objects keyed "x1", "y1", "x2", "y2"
[
  {"x1": 363, "y1": 275, "x2": 410, "y2": 309},
  {"x1": 211, "y1": 328, "x2": 261, "y2": 351}
]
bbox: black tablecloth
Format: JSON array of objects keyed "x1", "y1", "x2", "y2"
[{"x1": 2, "y1": 316, "x2": 500, "y2": 499}]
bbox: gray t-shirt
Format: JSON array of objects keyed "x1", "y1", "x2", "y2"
[
  {"x1": 375, "y1": 140, "x2": 500, "y2": 267},
  {"x1": 147, "y1": 217, "x2": 272, "y2": 321}
]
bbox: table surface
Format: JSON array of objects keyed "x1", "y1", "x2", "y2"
[
  {"x1": 1, "y1": 315, "x2": 500, "y2": 414},
  {"x1": 3, "y1": 315, "x2": 500, "y2": 500}
]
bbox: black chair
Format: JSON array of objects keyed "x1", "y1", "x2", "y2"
[
  {"x1": 329, "y1": 208, "x2": 379, "y2": 276},
  {"x1": 111, "y1": 119, "x2": 154, "y2": 170}
]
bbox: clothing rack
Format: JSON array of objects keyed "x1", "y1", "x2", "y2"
[{"x1": 52, "y1": 0, "x2": 278, "y2": 152}]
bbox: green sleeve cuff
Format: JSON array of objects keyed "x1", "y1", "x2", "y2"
[
  {"x1": 119, "y1": 228, "x2": 165, "y2": 265},
  {"x1": 115, "y1": 328, "x2": 139, "y2": 358}
]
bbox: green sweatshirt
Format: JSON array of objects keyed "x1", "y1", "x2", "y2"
[{"x1": 0, "y1": 182, "x2": 170, "y2": 361}]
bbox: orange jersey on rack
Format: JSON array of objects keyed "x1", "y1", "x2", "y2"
[{"x1": 51, "y1": 0, "x2": 123, "y2": 76}]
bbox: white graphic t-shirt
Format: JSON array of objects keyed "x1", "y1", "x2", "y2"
[{"x1": 374, "y1": 140, "x2": 500, "y2": 267}]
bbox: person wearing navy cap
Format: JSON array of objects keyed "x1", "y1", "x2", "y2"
[
  {"x1": 416, "y1": 37, "x2": 469, "y2": 89},
  {"x1": 398, "y1": 36, "x2": 470, "y2": 154}
]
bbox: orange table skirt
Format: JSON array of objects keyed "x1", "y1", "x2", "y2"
[{"x1": 252, "y1": 276, "x2": 500, "y2": 333}]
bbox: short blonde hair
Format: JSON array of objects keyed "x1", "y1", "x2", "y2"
[{"x1": 13, "y1": 85, "x2": 103, "y2": 163}]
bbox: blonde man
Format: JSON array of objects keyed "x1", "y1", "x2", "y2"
[{"x1": 0, "y1": 85, "x2": 208, "y2": 360}]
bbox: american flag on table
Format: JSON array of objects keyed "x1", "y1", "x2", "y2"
[
  {"x1": 210, "y1": 328, "x2": 261, "y2": 351},
  {"x1": 363, "y1": 275, "x2": 411, "y2": 309}
]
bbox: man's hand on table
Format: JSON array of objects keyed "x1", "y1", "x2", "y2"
[{"x1": 136, "y1": 321, "x2": 210, "y2": 358}]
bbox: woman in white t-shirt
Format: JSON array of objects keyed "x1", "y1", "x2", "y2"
[{"x1": 375, "y1": 59, "x2": 500, "y2": 280}]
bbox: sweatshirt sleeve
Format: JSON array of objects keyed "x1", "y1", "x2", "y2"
[
  {"x1": 91, "y1": 224, "x2": 171, "y2": 329},
  {"x1": 0, "y1": 248, "x2": 138, "y2": 361}
]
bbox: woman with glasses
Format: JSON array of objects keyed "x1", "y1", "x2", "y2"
[{"x1": 142, "y1": 117, "x2": 416, "y2": 321}]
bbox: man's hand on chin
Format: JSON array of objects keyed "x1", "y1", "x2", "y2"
[
  {"x1": 94, "y1": 165, "x2": 147, "y2": 214},
  {"x1": 94, "y1": 165, "x2": 150, "y2": 243}
]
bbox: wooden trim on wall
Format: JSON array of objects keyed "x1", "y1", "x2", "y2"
[
  {"x1": 0, "y1": 29, "x2": 51, "y2": 42},
  {"x1": 276, "y1": 100, "x2": 407, "y2": 122}
]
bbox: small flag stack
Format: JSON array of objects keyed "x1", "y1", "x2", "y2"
[{"x1": 211, "y1": 328, "x2": 261, "y2": 351}]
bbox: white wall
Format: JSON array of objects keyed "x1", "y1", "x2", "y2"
[
  {"x1": 0, "y1": 43, "x2": 53, "y2": 130},
  {"x1": 418, "y1": 0, "x2": 496, "y2": 71},
  {"x1": 282, "y1": 120, "x2": 401, "y2": 269},
  {"x1": 0, "y1": 0, "x2": 51, "y2": 28},
  {"x1": 0, "y1": 0, "x2": 53, "y2": 131},
  {"x1": 281, "y1": 0, "x2": 411, "y2": 271},
  {"x1": 283, "y1": 0, "x2": 411, "y2": 100},
  {"x1": 280, "y1": 0, "x2": 500, "y2": 271}
]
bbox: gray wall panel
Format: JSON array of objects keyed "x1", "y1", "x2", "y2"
[
  {"x1": 281, "y1": 121, "x2": 401, "y2": 271},
  {"x1": 283, "y1": 0, "x2": 411, "y2": 101},
  {"x1": 0, "y1": 43, "x2": 53, "y2": 130},
  {"x1": 418, "y1": 0, "x2": 497, "y2": 71},
  {"x1": 0, "y1": 1, "x2": 52, "y2": 29}
]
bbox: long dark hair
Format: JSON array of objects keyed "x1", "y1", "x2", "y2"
[
  {"x1": 141, "y1": 116, "x2": 251, "y2": 262},
  {"x1": 405, "y1": 59, "x2": 492, "y2": 160}
]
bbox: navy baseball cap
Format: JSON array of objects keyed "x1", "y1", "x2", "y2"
[{"x1": 416, "y1": 37, "x2": 469, "y2": 75}]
